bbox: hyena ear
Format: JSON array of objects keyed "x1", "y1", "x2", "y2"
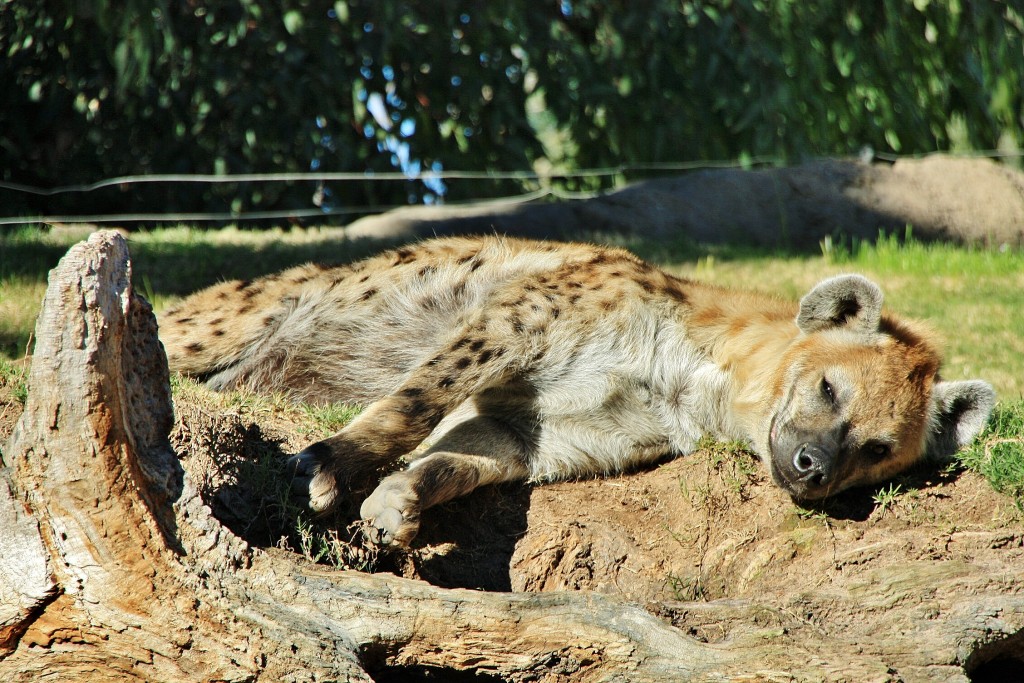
[
  {"x1": 925, "y1": 380, "x2": 996, "y2": 463},
  {"x1": 797, "y1": 275, "x2": 884, "y2": 334}
]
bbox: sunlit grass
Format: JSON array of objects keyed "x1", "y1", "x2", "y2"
[
  {"x1": 0, "y1": 357, "x2": 28, "y2": 406},
  {"x1": 958, "y1": 402, "x2": 1024, "y2": 510},
  {"x1": 300, "y1": 402, "x2": 363, "y2": 438}
]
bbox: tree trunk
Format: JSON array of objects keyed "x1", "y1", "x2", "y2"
[
  {"x1": 1, "y1": 231, "x2": 1021, "y2": 682},
  {"x1": 0, "y1": 231, "x2": 730, "y2": 682}
]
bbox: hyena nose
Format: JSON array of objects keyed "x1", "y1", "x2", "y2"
[{"x1": 793, "y1": 444, "x2": 832, "y2": 486}]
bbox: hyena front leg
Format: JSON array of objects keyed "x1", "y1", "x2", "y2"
[
  {"x1": 359, "y1": 416, "x2": 531, "y2": 546},
  {"x1": 289, "y1": 316, "x2": 524, "y2": 514}
]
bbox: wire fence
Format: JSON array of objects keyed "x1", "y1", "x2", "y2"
[{"x1": 2, "y1": 150, "x2": 1021, "y2": 227}]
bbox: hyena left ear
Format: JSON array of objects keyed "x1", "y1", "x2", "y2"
[
  {"x1": 797, "y1": 275, "x2": 884, "y2": 334},
  {"x1": 926, "y1": 380, "x2": 996, "y2": 462}
]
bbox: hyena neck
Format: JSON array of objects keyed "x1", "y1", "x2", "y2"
[{"x1": 685, "y1": 288, "x2": 800, "y2": 442}]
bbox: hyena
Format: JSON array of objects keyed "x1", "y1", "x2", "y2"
[{"x1": 160, "y1": 236, "x2": 994, "y2": 546}]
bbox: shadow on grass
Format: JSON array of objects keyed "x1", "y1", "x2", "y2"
[
  {"x1": 0, "y1": 240, "x2": 73, "y2": 281},
  {"x1": 126, "y1": 233, "x2": 409, "y2": 296}
]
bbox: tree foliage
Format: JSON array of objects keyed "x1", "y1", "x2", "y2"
[{"x1": 1, "y1": 0, "x2": 1022, "y2": 219}]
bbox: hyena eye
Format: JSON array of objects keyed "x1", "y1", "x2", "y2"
[
  {"x1": 820, "y1": 377, "x2": 836, "y2": 403},
  {"x1": 863, "y1": 442, "x2": 892, "y2": 460}
]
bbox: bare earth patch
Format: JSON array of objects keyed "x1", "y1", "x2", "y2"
[{"x1": 406, "y1": 444, "x2": 1024, "y2": 679}]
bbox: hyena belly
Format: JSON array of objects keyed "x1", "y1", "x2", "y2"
[{"x1": 492, "y1": 317, "x2": 733, "y2": 481}]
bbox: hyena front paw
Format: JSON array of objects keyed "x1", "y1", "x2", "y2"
[
  {"x1": 359, "y1": 472, "x2": 421, "y2": 547},
  {"x1": 287, "y1": 446, "x2": 340, "y2": 513}
]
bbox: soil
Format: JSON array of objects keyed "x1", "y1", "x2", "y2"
[{"x1": 177, "y1": 400, "x2": 1024, "y2": 678}]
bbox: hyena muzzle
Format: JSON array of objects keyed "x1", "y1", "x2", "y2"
[{"x1": 159, "y1": 237, "x2": 995, "y2": 546}]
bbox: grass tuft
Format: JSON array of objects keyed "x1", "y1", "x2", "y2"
[
  {"x1": 0, "y1": 358, "x2": 28, "y2": 405},
  {"x1": 823, "y1": 226, "x2": 1023, "y2": 277},
  {"x1": 958, "y1": 402, "x2": 1024, "y2": 509},
  {"x1": 871, "y1": 482, "x2": 904, "y2": 515},
  {"x1": 300, "y1": 402, "x2": 363, "y2": 438},
  {"x1": 286, "y1": 517, "x2": 383, "y2": 571}
]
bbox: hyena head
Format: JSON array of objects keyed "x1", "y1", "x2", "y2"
[{"x1": 765, "y1": 275, "x2": 995, "y2": 501}]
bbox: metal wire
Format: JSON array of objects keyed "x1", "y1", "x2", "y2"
[
  {"x1": 0, "y1": 158, "x2": 781, "y2": 198},
  {"x1": 0, "y1": 186, "x2": 561, "y2": 226},
  {"x1": 1, "y1": 151, "x2": 1019, "y2": 227}
]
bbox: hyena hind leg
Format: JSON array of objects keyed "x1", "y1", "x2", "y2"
[{"x1": 359, "y1": 416, "x2": 531, "y2": 546}]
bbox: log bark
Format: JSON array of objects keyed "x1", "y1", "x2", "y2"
[{"x1": 0, "y1": 231, "x2": 732, "y2": 682}]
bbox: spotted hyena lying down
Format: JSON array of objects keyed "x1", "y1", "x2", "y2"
[{"x1": 160, "y1": 236, "x2": 994, "y2": 546}]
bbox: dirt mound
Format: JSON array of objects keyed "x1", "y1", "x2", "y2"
[
  {"x1": 342, "y1": 155, "x2": 1024, "y2": 249},
  {"x1": 403, "y1": 440, "x2": 1024, "y2": 678}
]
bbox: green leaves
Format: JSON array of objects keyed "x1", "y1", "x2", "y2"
[
  {"x1": 282, "y1": 11, "x2": 304, "y2": 35},
  {"x1": 0, "y1": 0, "x2": 1021, "y2": 219}
]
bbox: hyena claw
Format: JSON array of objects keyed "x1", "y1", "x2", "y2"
[{"x1": 359, "y1": 473, "x2": 421, "y2": 547}]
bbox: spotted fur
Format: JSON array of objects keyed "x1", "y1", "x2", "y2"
[{"x1": 160, "y1": 236, "x2": 994, "y2": 546}]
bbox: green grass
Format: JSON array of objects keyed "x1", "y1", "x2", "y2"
[
  {"x1": 871, "y1": 482, "x2": 904, "y2": 515},
  {"x1": 300, "y1": 402, "x2": 364, "y2": 438},
  {"x1": 958, "y1": 402, "x2": 1024, "y2": 509},
  {"x1": 2, "y1": 224, "x2": 1022, "y2": 509},
  {"x1": 0, "y1": 357, "x2": 27, "y2": 405},
  {"x1": 169, "y1": 372, "x2": 362, "y2": 436}
]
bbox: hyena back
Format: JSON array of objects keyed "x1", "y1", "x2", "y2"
[{"x1": 160, "y1": 236, "x2": 994, "y2": 546}]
